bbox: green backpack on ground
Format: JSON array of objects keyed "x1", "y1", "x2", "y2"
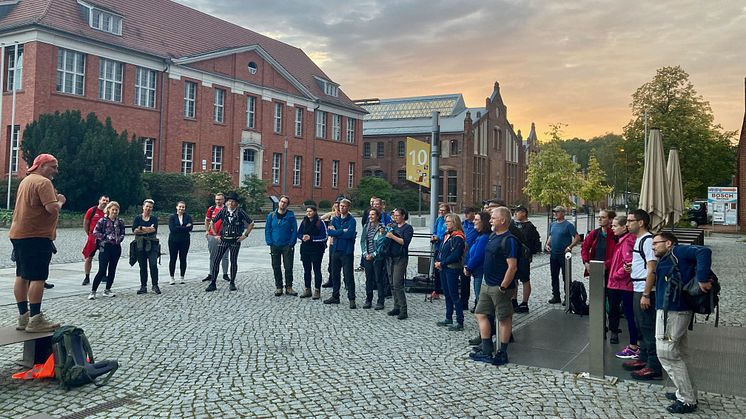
[{"x1": 52, "y1": 326, "x2": 119, "y2": 389}]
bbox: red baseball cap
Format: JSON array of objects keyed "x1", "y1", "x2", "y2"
[{"x1": 26, "y1": 153, "x2": 58, "y2": 174}]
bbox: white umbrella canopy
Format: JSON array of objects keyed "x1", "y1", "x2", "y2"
[
  {"x1": 639, "y1": 128, "x2": 670, "y2": 232},
  {"x1": 666, "y1": 148, "x2": 685, "y2": 226}
]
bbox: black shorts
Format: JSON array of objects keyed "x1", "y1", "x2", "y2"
[
  {"x1": 11, "y1": 238, "x2": 53, "y2": 281},
  {"x1": 515, "y1": 258, "x2": 531, "y2": 283}
]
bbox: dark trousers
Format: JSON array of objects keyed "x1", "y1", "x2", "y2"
[
  {"x1": 459, "y1": 271, "x2": 471, "y2": 307},
  {"x1": 270, "y1": 245, "x2": 294, "y2": 288},
  {"x1": 442, "y1": 267, "x2": 464, "y2": 325},
  {"x1": 433, "y1": 269, "x2": 443, "y2": 294},
  {"x1": 331, "y1": 252, "x2": 355, "y2": 300},
  {"x1": 168, "y1": 237, "x2": 190, "y2": 278},
  {"x1": 549, "y1": 253, "x2": 566, "y2": 298},
  {"x1": 387, "y1": 256, "x2": 408, "y2": 311},
  {"x1": 633, "y1": 291, "x2": 661, "y2": 373},
  {"x1": 608, "y1": 288, "x2": 638, "y2": 344},
  {"x1": 363, "y1": 257, "x2": 386, "y2": 305},
  {"x1": 210, "y1": 239, "x2": 240, "y2": 283},
  {"x1": 137, "y1": 247, "x2": 159, "y2": 287},
  {"x1": 92, "y1": 243, "x2": 121, "y2": 292},
  {"x1": 302, "y1": 254, "x2": 323, "y2": 289}
]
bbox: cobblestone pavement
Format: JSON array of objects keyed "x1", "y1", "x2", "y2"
[{"x1": 1, "y1": 219, "x2": 745, "y2": 418}]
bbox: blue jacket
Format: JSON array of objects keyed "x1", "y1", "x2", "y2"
[
  {"x1": 464, "y1": 232, "x2": 489, "y2": 277},
  {"x1": 327, "y1": 214, "x2": 356, "y2": 255},
  {"x1": 265, "y1": 210, "x2": 297, "y2": 247},
  {"x1": 436, "y1": 231, "x2": 466, "y2": 269},
  {"x1": 463, "y1": 219, "x2": 477, "y2": 247},
  {"x1": 655, "y1": 245, "x2": 712, "y2": 312}
]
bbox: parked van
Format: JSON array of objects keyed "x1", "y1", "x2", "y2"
[{"x1": 687, "y1": 201, "x2": 709, "y2": 227}]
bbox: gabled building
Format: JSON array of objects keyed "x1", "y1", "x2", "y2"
[
  {"x1": 358, "y1": 82, "x2": 529, "y2": 209},
  {"x1": 0, "y1": 0, "x2": 365, "y2": 204}
]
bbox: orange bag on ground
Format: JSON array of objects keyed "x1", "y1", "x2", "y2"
[{"x1": 12, "y1": 354, "x2": 55, "y2": 380}]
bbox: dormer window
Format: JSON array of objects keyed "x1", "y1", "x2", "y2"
[
  {"x1": 78, "y1": 1, "x2": 123, "y2": 36},
  {"x1": 314, "y1": 76, "x2": 339, "y2": 97}
]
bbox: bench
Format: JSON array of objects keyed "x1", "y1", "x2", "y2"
[
  {"x1": 0, "y1": 327, "x2": 54, "y2": 368},
  {"x1": 660, "y1": 228, "x2": 705, "y2": 245}
]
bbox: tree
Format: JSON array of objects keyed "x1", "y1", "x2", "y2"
[
  {"x1": 577, "y1": 154, "x2": 613, "y2": 208},
  {"x1": 351, "y1": 177, "x2": 393, "y2": 208},
  {"x1": 240, "y1": 174, "x2": 267, "y2": 215},
  {"x1": 21, "y1": 111, "x2": 144, "y2": 211},
  {"x1": 523, "y1": 142, "x2": 580, "y2": 208},
  {"x1": 623, "y1": 66, "x2": 737, "y2": 199}
]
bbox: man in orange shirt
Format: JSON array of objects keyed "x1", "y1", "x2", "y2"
[{"x1": 10, "y1": 154, "x2": 66, "y2": 332}]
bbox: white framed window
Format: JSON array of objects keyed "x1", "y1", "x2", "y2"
[
  {"x1": 181, "y1": 142, "x2": 194, "y2": 174},
  {"x1": 315, "y1": 110, "x2": 326, "y2": 138},
  {"x1": 314, "y1": 158, "x2": 322, "y2": 187},
  {"x1": 346, "y1": 118, "x2": 355, "y2": 143},
  {"x1": 211, "y1": 145, "x2": 223, "y2": 171},
  {"x1": 82, "y1": 2, "x2": 123, "y2": 36},
  {"x1": 98, "y1": 58, "x2": 123, "y2": 102},
  {"x1": 184, "y1": 81, "x2": 197, "y2": 118},
  {"x1": 140, "y1": 137, "x2": 154, "y2": 172},
  {"x1": 135, "y1": 67, "x2": 156, "y2": 108},
  {"x1": 332, "y1": 114, "x2": 341, "y2": 141},
  {"x1": 246, "y1": 96, "x2": 256, "y2": 129},
  {"x1": 294, "y1": 107, "x2": 303, "y2": 137},
  {"x1": 272, "y1": 153, "x2": 282, "y2": 185},
  {"x1": 332, "y1": 160, "x2": 339, "y2": 188},
  {"x1": 5, "y1": 45, "x2": 23, "y2": 92},
  {"x1": 9, "y1": 125, "x2": 20, "y2": 173},
  {"x1": 56, "y1": 48, "x2": 85, "y2": 95},
  {"x1": 214, "y1": 88, "x2": 225, "y2": 123},
  {"x1": 347, "y1": 162, "x2": 355, "y2": 188},
  {"x1": 274, "y1": 102, "x2": 283, "y2": 133},
  {"x1": 293, "y1": 156, "x2": 302, "y2": 186}
]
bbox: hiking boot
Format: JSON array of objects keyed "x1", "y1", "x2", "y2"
[
  {"x1": 349, "y1": 300, "x2": 357, "y2": 309},
  {"x1": 16, "y1": 312, "x2": 29, "y2": 331},
  {"x1": 515, "y1": 302, "x2": 529, "y2": 313},
  {"x1": 397, "y1": 310, "x2": 408, "y2": 320},
  {"x1": 82, "y1": 277, "x2": 90, "y2": 286},
  {"x1": 321, "y1": 281, "x2": 333, "y2": 288},
  {"x1": 88, "y1": 292, "x2": 96, "y2": 300},
  {"x1": 275, "y1": 288, "x2": 284, "y2": 296},
  {"x1": 469, "y1": 335, "x2": 482, "y2": 346},
  {"x1": 374, "y1": 302, "x2": 385, "y2": 310},
  {"x1": 285, "y1": 287, "x2": 298, "y2": 296},
  {"x1": 300, "y1": 288, "x2": 312, "y2": 298},
  {"x1": 312, "y1": 289, "x2": 321, "y2": 300},
  {"x1": 631, "y1": 367, "x2": 663, "y2": 381},
  {"x1": 169, "y1": 277, "x2": 176, "y2": 285},
  {"x1": 44, "y1": 282, "x2": 54, "y2": 289},
  {"x1": 387, "y1": 308, "x2": 400, "y2": 316},
  {"x1": 152, "y1": 285, "x2": 162, "y2": 295},
  {"x1": 665, "y1": 392, "x2": 678, "y2": 401},
  {"x1": 493, "y1": 350, "x2": 509, "y2": 365},
  {"x1": 323, "y1": 296, "x2": 340, "y2": 305},
  {"x1": 615, "y1": 345, "x2": 640, "y2": 359},
  {"x1": 448, "y1": 324, "x2": 464, "y2": 331},
  {"x1": 469, "y1": 352, "x2": 497, "y2": 365},
  {"x1": 205, "y1": 282, "x2": 217, "y2": 292},
  {"x1": 610, "y1": 332, "x2": 620, "y2": 344},
  {"x1": 137, "y1": 286, "x2": 148, "y2": 295},
  {"x1": 229, "y1": 282, "x2": 237, "y2": 291},
  {"x1": 548, "y1": 296, "x2": 561, "y2": 304},
  {"x1": 666, "y1": 400, "x2": 697, "y2": 414},
  {"x1": 202, "y1": 275, "x2": 212, "y2": 282},
  {"x1": 25, "y1": 313, "x2": 60, "y2": 333},
  {"x1": 622, "y1": 360, "x2": 646, "y2": 371},
  {"x1": 362, "y1": 300, "x2": 372, "y2": 309},
  {"x1": 223, "y1": 273, "x2": 231, "y2": 281},
  {"x1": 103, "y1": 289, "x2": 115, "y2": 298},
  {"x1": 436, "y1": 319, "x2": 454, "y2": 327}
]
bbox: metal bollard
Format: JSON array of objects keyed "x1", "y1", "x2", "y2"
[
  {"x1": 564, "y1": 251, "x2": 572, "y2": 310},
  {"x1": 577, "y1": 260, "x2": 617, "y2": 384}
]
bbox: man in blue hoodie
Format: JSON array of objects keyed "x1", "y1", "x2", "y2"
[
  {"x1": 324, "y1": 199, "x2": 357, "y2": 308},
  {"x1": 652, "y1": 231, "x2": 712, "y2": 414},
  {"x1": 265, "y1": 195, "x2": 298, "y2": 296}
]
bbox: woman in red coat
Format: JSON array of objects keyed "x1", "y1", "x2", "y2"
[{"x1": 607, "y1": 214, "x2": 639, "y2": 355}]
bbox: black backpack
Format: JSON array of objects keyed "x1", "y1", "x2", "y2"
[
  {"x1": 663, "y1": 251, "x2": 721, "y2": 327},
  {"x1": 52, "y1": 326, "x2": 119, "y2": 389},
  {"x1": 568, "y1": 281, "x2": 589, "y2": 316}
]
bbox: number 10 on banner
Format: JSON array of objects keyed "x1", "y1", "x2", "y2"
[{"x1": 406, "y1": 137, "x2": 430, "y2": 188}]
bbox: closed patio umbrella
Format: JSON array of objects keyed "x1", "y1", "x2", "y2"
[
  {"x1": 666, "y1": 147, "x2": 684, "y2": 227},
  {"x1": 639, "y1": 128, "x2": 670, "y2": 232}
]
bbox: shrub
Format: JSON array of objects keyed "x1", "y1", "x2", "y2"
[
  {"x1": 319, "y1": 200, "x2": 331, "y2": 209},
  {"x1": 303, "y1": 199, "x2": 317, "y2": 207}
]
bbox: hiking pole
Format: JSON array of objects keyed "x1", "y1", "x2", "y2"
[{"x1": 564, "y1": 251, "x2": 572, "y2": 312}]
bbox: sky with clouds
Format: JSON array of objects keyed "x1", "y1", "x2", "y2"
[{"x1": 176, "y1": 0, "x2": 746, "y2": 140}]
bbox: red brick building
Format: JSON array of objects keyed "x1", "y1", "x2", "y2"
[
  {"x1": 0, "y1": 0, "x2": 365, "y2": 205},
  {"x1": 359, "y1": 82, "x2": 534, "y2": 209}
]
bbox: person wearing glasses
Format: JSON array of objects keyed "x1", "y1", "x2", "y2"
[
  {"x1": 89, "y1": 201, "x2": 126, "y2": 299},
  {"x1": 435, "y1": 213, "x2": 467, "y2": 331},
  {"x1": 384, "y1": 208, "x2": 414, "y2": 320},
  {"x1": 133, "y1": 199, "x2": 160, "y2": 295},
  {"x1": 545, "y1": 206, "x2": 580, "y2": 304},
  {"x1": 607, "y1": 215, "x2": 638, "y2": 352},
  {"x1": 581, "y1": 209, "x2": 617, "y2": 278},
  {"x1": 324, "y1": 199, "x2": 357, "y2": 308},
  {"x1": 623, "y1": 209, "x2": 661, "y2": 381}
]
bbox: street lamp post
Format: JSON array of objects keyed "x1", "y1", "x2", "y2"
[
  {"x1": 619, "y1": 147, "x2": 628, "y2": 211},
  {"x1": 282, "y1": 137, "x2": 288, "y2": 196}
]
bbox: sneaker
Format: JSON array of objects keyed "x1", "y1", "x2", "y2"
[
  {"x1": 16, "y1": 312, "x2": 30, "y2": 330},
  {"x1": 103, "y1": 289, "x2": 115, "y2": 297},
  {"x1": 448, "y1": 324, "x2": 464, "y2": 331},
  {"x1": 631, "y1": 367, "x2": 663, "y2": 381},
  {"x1": 374, "y1": 303, "x2": 385, "y2": 310},
  {"x1": 493, "y1": 350, "x2": 509, "y2": 365},
  {"x1": 25, "y1": 313, "x2": 60, "y2": 333},
  {"x1": 323, "y1": 297, "x2": 340, "y2": 305},
  {"x1": 436, "y1": 319, "x2": 454, "y2": 327},
  {"x1": 362, "y1": 300, "x2": 372, "y2": 309},
  {"x1": 666, "y1": 400, "x2": 697, "y2": 414},
  {"x1": 615, "y1": 345, "x2": 640, "y2": 359},
  {"x1": 548, "y1": 296, "x2": 561, "y2": 304},
  {"x1": 469, "y1": 352, "x2": 497, "y2": 365},
  {"x1": 205, "y1": 282, "x2": 217, "y2": 292},
  {"x1": 349, "y1": 300, "x2": 357, "y2": 309},
  {"x1": 179, "y1": 277, "x2": 186, "y2": 284},
  {"x1": 169, "y1": 277, "x2": 176, "y2": 285},
  {"x1": 44, "y1": 282, "x2": 54, "y2": 289},
  {"x1": 515, "y1": 302, "x2": 529, "y2": 313},
  {"x1": 223, "y1": 273, "x2": 231, "y2": 281},
  {"x1": 229, "y1": 282, "x2": 237, "y2": 291},
  {"x1": 202, "y1": 275, "x2": 212, "y2": 282},
  {"x1": 387, "y1": 308, "x2": 400, "y2": 316},
  {"x1": 430, "y1": 291, "x2": 440, "y2": 300},
  {"x1": 82, "y1": 277, "x2": 90, "y2": 286},
  {"x1": 87, "y1": 292, "x2": 96, "y2": 300},
  {"x1": 622, "y1": 360, "x2": 646, "y2": 371},
  {"x1": 274, "y1": 288, "x2": 284, "y2": 297},
  {"x1": 152, "y1": 285, "x2": 161, "y2": 295},
  {"x1": 136, "y1": 286, "x2": 147, "y2": 295}
]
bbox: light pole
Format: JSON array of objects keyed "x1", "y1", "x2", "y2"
[
  {"x1": 282, "y1": 137, "x2": 288, "y2": 196},
  {"x1": 619, "y1": 147, "x2": 628, "y2": 211}
]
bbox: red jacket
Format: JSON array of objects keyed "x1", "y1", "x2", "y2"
[
  {"x1": 607, "y1": 232, "x2": 635, "y2": 291},
  {"x1": 581, "y1": 226, "x2": 616, "y2": 275}
]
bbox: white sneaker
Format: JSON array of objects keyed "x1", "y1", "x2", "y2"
[
  {"x1": 169, "y1": 277, "x2": 176, "y2": 285},
  {"x1": 103, "y1": 289, "x2": 116, "y2": 297},
  {"x1": 88, "y1": 292, "x2": 96, "y2": 300},
  {"x1": 179, "y1": 277, "x2": 185, "y2": 284}
]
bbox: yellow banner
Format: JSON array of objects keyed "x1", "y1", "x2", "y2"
[{"x1": 406, "y1": 137, "x2": 430, "y2": 188}]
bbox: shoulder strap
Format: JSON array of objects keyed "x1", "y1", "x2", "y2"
[{"x1": 634, "y1": 235, "x2": 651, "y2": 264}]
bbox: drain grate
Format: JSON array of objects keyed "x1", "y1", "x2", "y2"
[{"x1": 61, "y1": 397, "x2": 135, "y2": 419}]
